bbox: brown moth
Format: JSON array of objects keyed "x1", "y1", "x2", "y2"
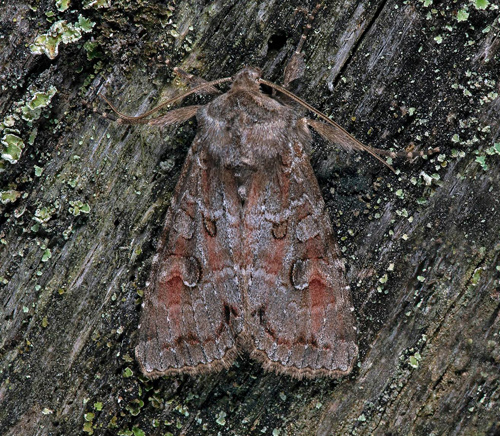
[{"x1": 101, "y1": 5, "x2": 436, "y2": 379}]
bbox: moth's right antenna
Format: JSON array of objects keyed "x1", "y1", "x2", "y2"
[{"x1": 259, "y1": 78, "x2": 398, "y2": 171}]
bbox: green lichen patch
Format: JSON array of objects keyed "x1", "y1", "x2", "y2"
[
  {"x1": 475, "y1": 155, "x2": 488, "y2": 171},
  {"x1": 27, "y1": 86, "x2": 58, "y2": 111},
  {"x1": 131, "y1": 428, "x2": 146, "y2": 436},
  {"x1": 471, "y1": 267, "x2": 483, "y2": 286},
  {"x1": 30, "y1": 21, "x2": 80, "y2": 59},
  {"x1": 2, "y1": 115, "x2": 16, "y2": 128},
  {"x1": 83, "y1": 0, "x2": 110, "y2": 8},
  {"x1": 409, "y1": 352, "x2": 422, "y2": 368},
  {"x1": 83, "y1": 40, "x2": 102, "y2": 60},
  {"x1": 126, "y1": 399, "x2": 144, "y2": 416},
  {"x1": 1, "y1": 190, "x2": 22, "y2": 204},
  {"x1": 486, "y1": 143, "x2": 500, "y2": 155},
  {"x1": 69, "y1": 200, "x2": 91, "y2": 216},
  {"x1": 83, "y1": 411, "x2": 95, "y2": 434},
  {"x1": 1, "y1": 133, "x2": 25, "y2": 164},
  {"x1": 34, "y1": 165, "x2": 43, "y2": 177},
  {"x1": 30, "y1": 16, "x2": 95, "y2": 60},
  {"x1": 215, "y1": 411, "x2": 227, "y2": 426},
  {"x1": 474, "y1": 0, "x2": 490, "y2": 10},
  {"x1": 122, "y1": 367, "x2": 133, "y2": 378},
  {"x1": 456, "y1": 9, "x2": 469, "y2": 22},
  {"x1": 34, "y1": 206, "x2": 56, "y2": 223},
  {"x1": 55, "y1": 0, "x2": 70, "y2": 12},
  {"x1": 21, "y1": 86, "x2": 58, "y2": 122},
  {"x1": 77, "y1": 15, "x2": 95, "y2": 33},
  {"x1": 62, "y1": 224, "x2": 73, "y2": 239},
  {"x1": 41, "y1": 248, "x2": 52, "y2": 262}
]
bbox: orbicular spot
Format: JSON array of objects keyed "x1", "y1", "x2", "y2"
[
  {"x1": 203, "y1": 216, "x2": 217, "y2": 237},
  {"x1": 272, "y1": 220, "x2": 288, "y2": 239},
  {"x1": 291, "y1": 258, "x2": 311, "y2": 290},
  {"x1": 296, "y1": 214, "x2": 319, "y2": 242},
  {"x1": 173, "y1": 209, "x2": 194, "y2": 239},
  {"x1": 163, "y1": 255, "x2": 201, "y2": 288},
  {"x1": 180, "y1": 256, "x2": 201, "y2": 287}
]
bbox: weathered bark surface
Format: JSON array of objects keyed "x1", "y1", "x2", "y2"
[{"x1": 1, "y1": 1, "x2": 499, "y2": 435}]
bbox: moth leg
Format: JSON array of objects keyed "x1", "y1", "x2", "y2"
[
  {"x1": 283, "y1": 2, "x2": 324, "y2": 88},
  {"x1": 91, "y1": 103, "x2": 118, "y2": 122},
  {"x1": 173, "y1": 67, "x2": 221, "y2": 96},
  {"x1": 141, "y1": 105, "x2": 201, "y2": 126}
]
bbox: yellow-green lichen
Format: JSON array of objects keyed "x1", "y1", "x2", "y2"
[
  {"x1": 55, "y1": 0, "x2": 70, "y2": 12},
  {"x1": 83, "y1": 40, "x2": 102, "y2": 60},
  {"x1": 29, "y1": 87, "x2": 58, "y2": 110},
  {"x1": 69, "y1": 200, "x2": 91, "y2": 216},
  {"x1": 41, "y1": 248, "x2": 52, "y2": 262},
  {"x1": 475, "y1": 155, "x2": 488, "y2": 171},
  {"x1": 471, "y1": 267, "x2": 483, "y2": 285},
  {"x1": 409, "y1": 352, "x2": 422, "y2": 368},
  {"x1": 215, "y1": 411, "x2": 226, "y2": 426},
  {"x1": 21, "y1": 86, "x2": 58, "y2": 122},
  {"x1": 77, "y1": 15, "x2": 95, "y2": 32},
  {"x1": 1, "y1": 133, "x2": 25, "y2": 164},
  {"x1": 30, "y1": 16, "x2": 95, "y2": 59},
  {"x1": 2, "y1": 115, "x2": 15, "y2": 128},
  {"x1": 126, "y1": 399, "x2": 144, "y2": 416},
  {"x1": 1, "y1": 190, "x2": 21, "y2": 204},
  {"x1": 489, "y1": 143, "x2": 500, "y2": 154},
  {"x1": 474, "y1": 0, "x2": 489, "y2": 10},
  {"x1": 62, "y1": 224, "x2": 73, "y2": 239},
  {"x1": 34, "y1": 165, "x2": 43, "y2": 177},
  {"x1": 456, "y1": 9, "x2": 469, "y2": 22},
  {"x1": 34, "y1": 206, "x2": 55, "y2": 223},
  {"x1": 83, "y1": 0, "x2": 110, "y2": 9},
  {"x1": 83, "y1": 411, "x2": 95, "y2": 435}
]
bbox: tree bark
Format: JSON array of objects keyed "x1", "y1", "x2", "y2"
[{"x1": 1, "y1": 0, "x2": 499, "y2": 435}]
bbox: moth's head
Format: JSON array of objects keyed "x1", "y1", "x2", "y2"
[{"x1": 231, "y1": 67, "x2": 262, "y2": 92}]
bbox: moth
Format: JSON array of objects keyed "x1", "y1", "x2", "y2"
[{"x1": 101, "y1": 6, "x2": 435, "y2": 379}]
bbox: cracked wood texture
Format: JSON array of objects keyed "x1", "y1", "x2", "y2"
[{"x1": 1, "y1": 1, "x2": 499, "y2": 435}]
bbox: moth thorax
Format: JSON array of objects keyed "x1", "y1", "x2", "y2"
[{"x1": 231, "y1": 67, "x2": 262, "y2": 92}]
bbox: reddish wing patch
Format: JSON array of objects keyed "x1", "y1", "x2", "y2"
[
  {"x1": 245, "y1": 139, "x2": 358, "y2": 378},
  {"x1": 135, "y1": 149, "x2": 242, "y2": 377}
]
